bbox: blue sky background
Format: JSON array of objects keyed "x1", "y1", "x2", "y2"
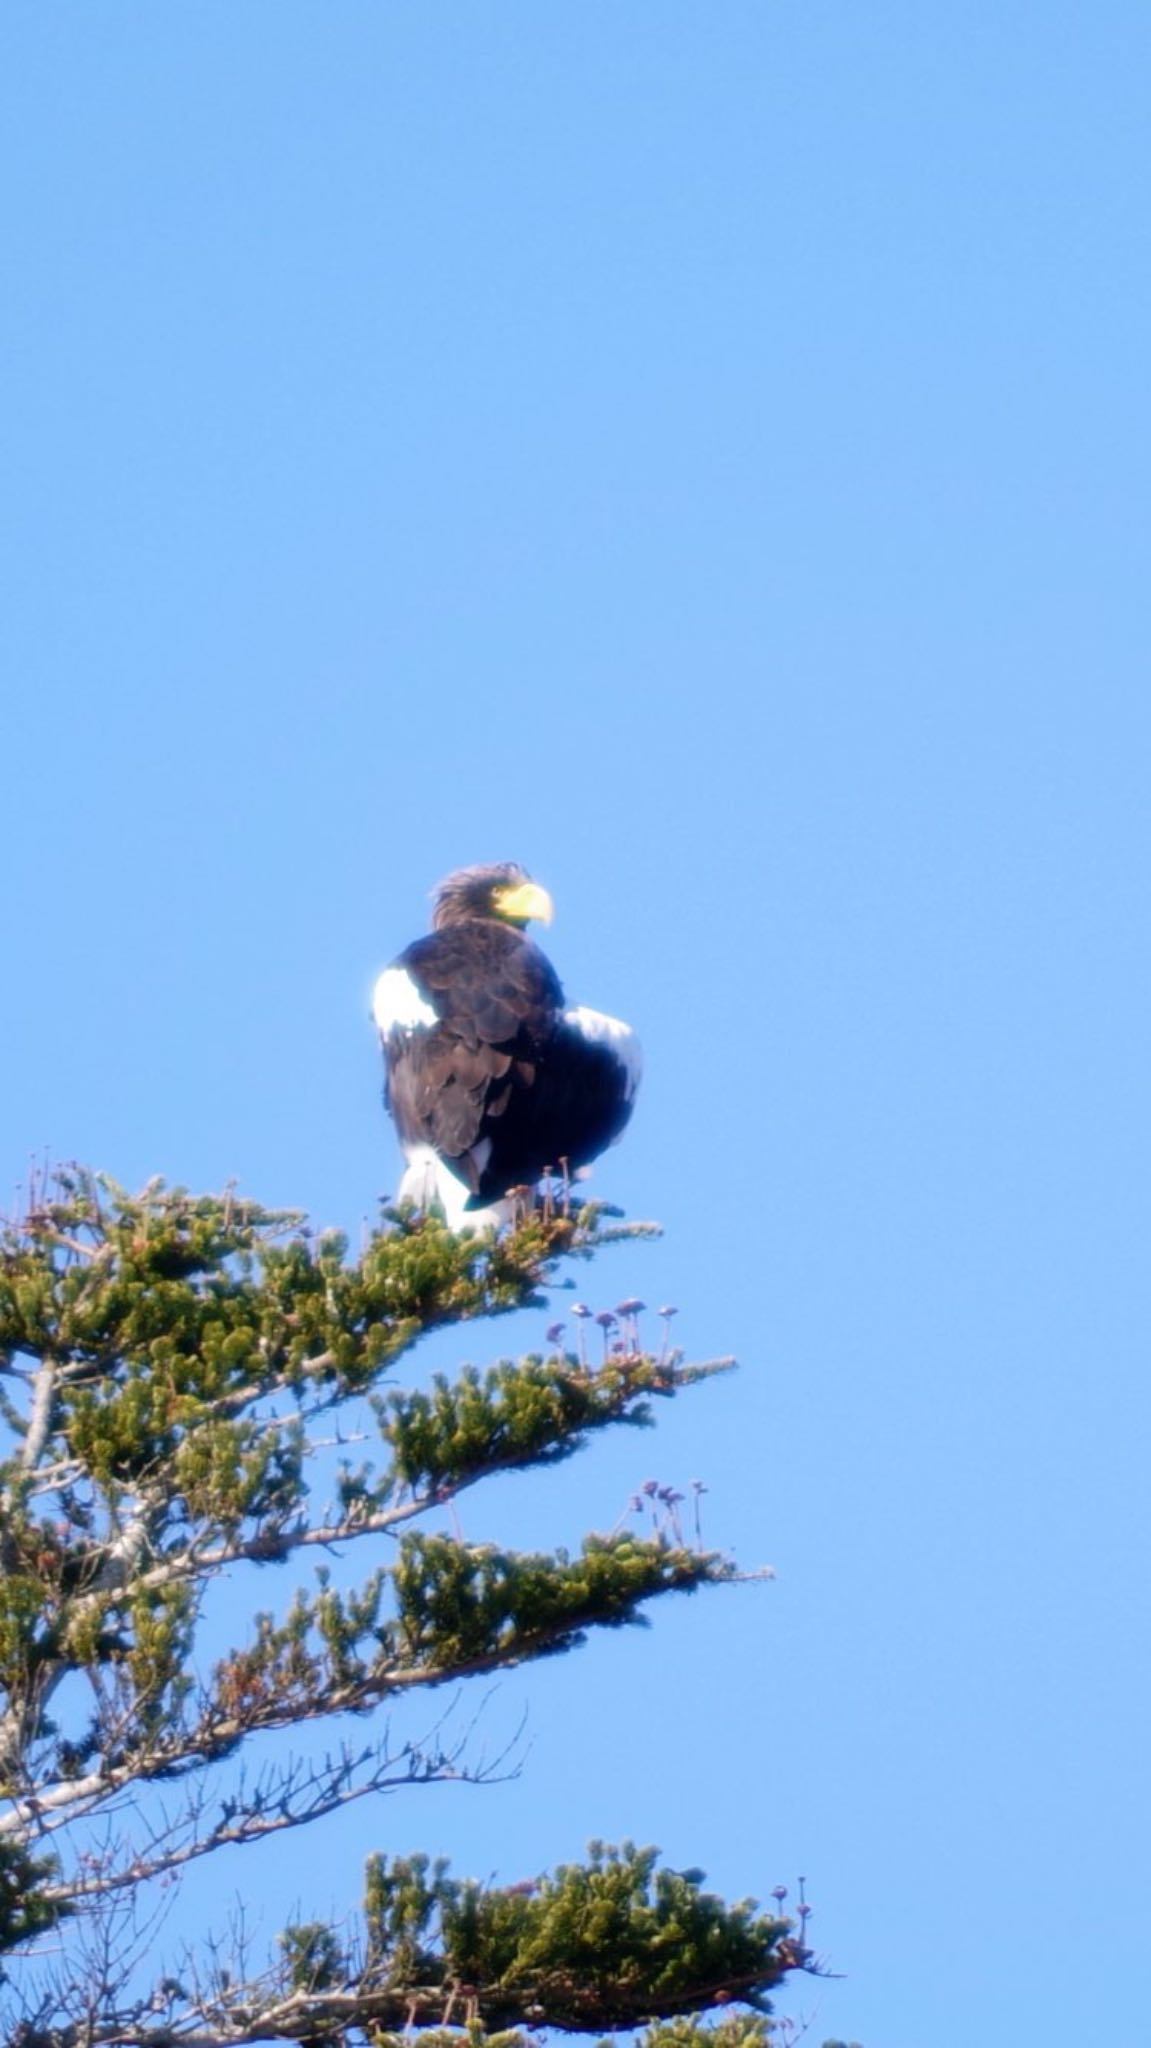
[{"x1": 3, "y1": 6, "x2": 1149, "y2": 2042}]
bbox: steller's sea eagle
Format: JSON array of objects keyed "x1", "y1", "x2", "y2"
[{"x1": 372, "y1": 863, "x2": 641, "y2": 1229}]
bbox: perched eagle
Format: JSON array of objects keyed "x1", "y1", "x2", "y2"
[{"x1": 373, "y1": 863, "x2": 641, "y2": 1228}]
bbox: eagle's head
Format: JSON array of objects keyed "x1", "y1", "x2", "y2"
[{"x1": 431, "y1": 863, "x2": 554, "y2": 932}]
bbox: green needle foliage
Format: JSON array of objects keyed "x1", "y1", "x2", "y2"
[{"x1": 0, "y1": 1168, "x2": 820, "y2": 2048}]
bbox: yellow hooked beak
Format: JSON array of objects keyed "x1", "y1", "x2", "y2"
[{"x1": 493, "y1": 879, "x2": 554, "y2": 927}]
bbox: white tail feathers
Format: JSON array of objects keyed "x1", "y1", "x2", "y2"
[{"x1": 396, "y1": 1146, "x2": 512, "y2": 1233}]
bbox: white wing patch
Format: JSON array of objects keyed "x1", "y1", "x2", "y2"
[
  {"x1": 565, "y1": 1005, "x2": 643, "y2": 1099},
  {"x1": 373, "y1": 967, "x2": 438, "y2": 1034}
]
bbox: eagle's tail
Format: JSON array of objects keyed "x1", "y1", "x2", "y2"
[{"x1": 397, "y1": 1146, "x2": 513, "y2": 1233}]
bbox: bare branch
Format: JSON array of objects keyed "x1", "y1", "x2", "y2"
[
  {"x1": 20, "y1": 1354, "x2": 59, "y2": 1474},
  {"x1": 41, "y1": 1724, "x2": 519, "y2": 1906}
]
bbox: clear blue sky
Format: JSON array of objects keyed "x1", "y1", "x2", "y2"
[{"x1": 3, "y1": 6, "x2": 1149, "y2": 2042}]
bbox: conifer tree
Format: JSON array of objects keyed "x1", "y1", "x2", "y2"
[{"x1": 0, "y1": 1168, "x2": 835, "y2": 2047}]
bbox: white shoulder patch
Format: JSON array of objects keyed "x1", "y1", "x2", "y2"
[
  {"x1": 565, "y1": 1005, "x2": 643, "y2": 1098},
  {"x1": 373, "y1": 967, "x2": 438, "y2": 1034}
]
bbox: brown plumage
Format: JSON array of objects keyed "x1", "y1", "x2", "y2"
[{"x1": 373, "y1": 864, "x2": 641, "y2": 1227}]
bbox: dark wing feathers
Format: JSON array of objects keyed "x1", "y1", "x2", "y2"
[
  {"x1": 401, "y1": 927, "x2": 560, "y2": 1048},
  {"x1": 384, "y1": 925, "x2": 563, "y2": 1179},
  {"x1": 382, "y1": 919, "x2": 635, "y2": 1208},
  {"x1": 482, "y1": 1018, "x2": 634, "y2": 1196}
]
